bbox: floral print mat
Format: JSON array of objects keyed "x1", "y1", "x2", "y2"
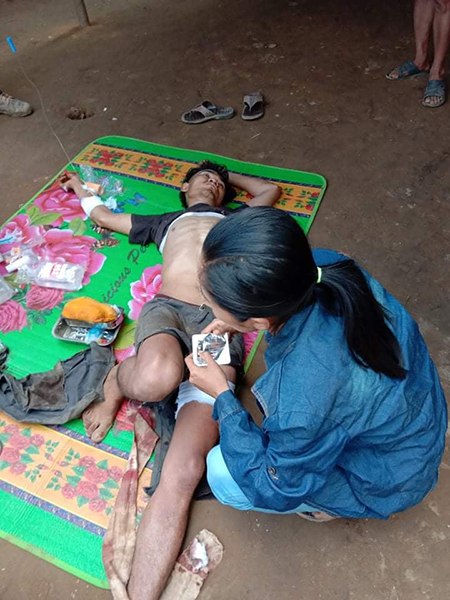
[{"x1": 0, "y1": 136, "x2": 326, "y2": 587}]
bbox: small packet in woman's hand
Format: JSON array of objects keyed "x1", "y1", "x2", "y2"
[{"x1": 192, "y1": 333, "x2": 231, "y2": 367}]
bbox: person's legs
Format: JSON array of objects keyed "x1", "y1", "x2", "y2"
[
  {"x1": 430, "y1": 0, "x2": 450, "y2": 78},
  {"x1": 82, "y1": 333, "x2": 185, "y2": 442},
  {"x1": 127, "y1": 401, "x2": 219, "y2": 600},
  {"x1": 207, "y1": 445, "x2": 336, "y2": 520},
  {"x1": 413, "y1": 0, "x2": 437, "y2": 70},
  {"x1": 387, "y1": 0, "x2": 435, "y2": 79},
  {"x1": 422, "y1": 0, "x2": 450, "y2": 105},
  {"x1": 0, "y1": 91, "x2": 32, "y2": 117}
]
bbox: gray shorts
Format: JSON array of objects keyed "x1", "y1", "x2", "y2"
[{"x1": 134, "y1": 294, "x2": 244, "y2": 367}]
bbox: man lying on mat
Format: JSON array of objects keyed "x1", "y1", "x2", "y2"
[{"x1": 59, "y1": 162, "x2": 280, "y2": 600}]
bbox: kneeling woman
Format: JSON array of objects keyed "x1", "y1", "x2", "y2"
[{"x1": 185, "y1": 207, "x2": 447, "y2": 521}]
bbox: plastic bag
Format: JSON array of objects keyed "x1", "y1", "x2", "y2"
[
  {"x1": 5, "y1": 248, "x2": 41, "y2": 284},
  {"x1": 79, "y1": 165, "x2": 124, "y2": 210},
  {"x1": 34, "y1": 261, "x2": 86, "y2": 291},
  {"x1": 0, "y1": 277, "x2": 14, "y2": 305}
]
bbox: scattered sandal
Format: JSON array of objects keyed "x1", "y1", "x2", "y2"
[
  {"x1": 181, "y1": 101, "x2": 235, "y2": 124},
  {"x1": 386, "y1": 59, "x2": 429, "y2": 81},
  {"x1": 421, "y1": 79, "x2": 446, "y2": 108},
  {"x1": 242, "y1": 92, "x2": 265, "y2": 120}
]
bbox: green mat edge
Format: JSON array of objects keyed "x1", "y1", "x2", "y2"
[{"x1": 1, "y1": 136, "x2": 325, "y2": 585}]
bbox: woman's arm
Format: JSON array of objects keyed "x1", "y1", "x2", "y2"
[{"x1": 213, "y1": 390, "x2": 349, "y2": 512}]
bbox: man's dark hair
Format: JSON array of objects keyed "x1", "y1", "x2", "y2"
[{"x1": 179, "y1": 160, "x2": 237, "y2": 208}]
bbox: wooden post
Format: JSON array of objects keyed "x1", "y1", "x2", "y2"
[{"x1": 72, "y1": 0, "x2": 90, "y2": 28}]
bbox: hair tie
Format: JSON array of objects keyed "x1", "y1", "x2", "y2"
[{"x1": 316, "y1": 266, "x2": 322, "y2": 284}]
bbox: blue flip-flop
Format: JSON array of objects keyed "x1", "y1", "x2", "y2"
[
  {"x1": 386, "y1": 59, "x2": 429, "y2": 80},
  {"x1": 422, "y1": 79, "x2": 446, "y2": 108}
]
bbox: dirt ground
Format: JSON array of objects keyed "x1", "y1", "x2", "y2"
[{"x1": 1, "y1": 0, "x2": 450, "y2": 598}]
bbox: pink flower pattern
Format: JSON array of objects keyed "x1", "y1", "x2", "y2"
[
  {"x1": 1, "y1": 448, "x2": 21, "y2": 463},
  {"x1": 9, "y1": 433, "x2": 32, "y2": 449},
  {"x1": 30, "y1": 434, "x2": 45, "y2": 447},
  {"x1": 0, "y1": 214, "x2": 45, "y2": 259},
  {"x1": 89, "y1": 498, "x2": 107, "y2": 513},
  {"x1": 62, "y1": 484, "x2": 77, "y2": 500},
  {"x1": 76, "y1": 480, "x2": 99, "y2": 499},
  {"x1": 10, "y1": 462, "x2": 26, "y2": 475},
  {"x1": 79, "y1": 456, "x2": 96, "y2": 468},
  {"x1": 0, "y1": 300, "x2": 27, "y2": 334},
  {"x1": 85, "y1": 465, "x2": 109, "y2": 484},
  {"x1": 34, "y1": 186, "x2": 86, "y2": 226},
  {"x1": 107, "y1": 466, "x2": 124, "y2": 481},
  {"x1": 128, "y1": 264, "x2": 163, "y2": 320},
  {"x1": 26, "y1": 285, "x2": 65, "y2": 311},
  {"x1": 36, "y1": 229, "x2": 106, "y2": 286}
]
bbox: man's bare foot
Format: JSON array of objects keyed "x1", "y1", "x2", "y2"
[{"x1": 82, "y1": 365, "x2": 124, "y2": 443}]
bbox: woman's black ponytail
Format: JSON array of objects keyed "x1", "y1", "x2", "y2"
[
  {"x1": 202, "y1": 207, "x2": 407, "y2": 381},
  {"x1": 316, "y1": 261, "x2": 407, "y2": 380}
]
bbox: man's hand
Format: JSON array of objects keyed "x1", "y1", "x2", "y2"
[
  {"x1": 202, "y1": 318, "x2": 239, "y2": 337},
  {"x1": 58, "y1": 171, "x2": 82, "y2": 192},
  {"x1": 185, "y1": 351, "x2": 230, "y2": 399}
]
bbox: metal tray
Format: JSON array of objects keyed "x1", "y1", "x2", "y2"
[{"x1": 52, "y1": 317, "x2": 122, "y2": 346}]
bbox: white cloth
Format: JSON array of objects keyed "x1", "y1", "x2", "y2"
[{"x1": 175, "y1": 380, "x2": 235, "y2": 418}]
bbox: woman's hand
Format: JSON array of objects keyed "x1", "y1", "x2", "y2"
[
  {"x1": 202, "y1": 318, "x2": 239, "y2": 337},
  {"x1": 185, "y1": 351, "x2": 231, "y2": 399}
]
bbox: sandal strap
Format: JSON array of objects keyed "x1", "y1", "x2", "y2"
[
  {"x1": 423, "y1": 79, "x2": 446, "y2": 98},
  {"x1": 188, "y1": 101, "x2": 218, "y2": 117},
  {"x1": 243, "y1": 92, "x2": 263, "y2": 109}
]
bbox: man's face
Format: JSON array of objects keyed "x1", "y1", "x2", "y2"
[{"x1": 183, "y1": 170, "x2": 226, "y2": 206}]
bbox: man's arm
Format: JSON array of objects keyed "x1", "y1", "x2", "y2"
[
  {"x1": 228, "y1": 173, "x2": 281, "y2": 207},
  {"x1": 58, "y1": 171, "x2": 133, "y2": 235}
]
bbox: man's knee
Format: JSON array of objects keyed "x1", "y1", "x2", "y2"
[
  {"x1": 120, "y1": 353, "x2": 183, "y2": 402},
  {"x1": 160, "y1": 454, "x2": 205, "y2": 493}
]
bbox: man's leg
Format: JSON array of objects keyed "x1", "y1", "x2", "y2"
[
  {"x1": 128, "y1": 365, "x2": 236, "y2": 600},
  {"x1": 128, "y1": 402, "x2": 218, "y2": 600},
  {"x1": 83, "y1": 333, "x2": 185, "y2": 443},
  {"x1": 423, "y1": 0, "x2": 450, "y2": 105}
]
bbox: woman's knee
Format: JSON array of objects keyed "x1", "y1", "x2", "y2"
[{"x1": 206, "y1": 446, "x2": 253, "y2": 510}]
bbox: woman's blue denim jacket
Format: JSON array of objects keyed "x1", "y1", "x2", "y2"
[{"x1": 212, "y1": 249, "x2": 447, "y2": 519}]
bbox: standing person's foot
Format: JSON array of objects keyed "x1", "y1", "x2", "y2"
[
  {"x1": 0, "y1": 91, "x2": 33, "y2": 117},
  {"x1": 422, "y1": 79, "x2": 446, "y2": 108},
  {"x1": 386, "y1": 59, "x2": 429, "y2": 80}
]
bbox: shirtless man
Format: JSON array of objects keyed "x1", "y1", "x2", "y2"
[{"x1": 61, "y1": 161, "x2": 280, "y2": 600}]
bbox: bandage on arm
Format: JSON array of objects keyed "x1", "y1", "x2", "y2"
[{"x1": 80, "y1": 195, "x2": 104, "y2": 217}]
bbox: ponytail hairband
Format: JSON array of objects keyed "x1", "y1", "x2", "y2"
[{"x1": 316, "y1": 267, "x2": 322, "y2": 284}]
